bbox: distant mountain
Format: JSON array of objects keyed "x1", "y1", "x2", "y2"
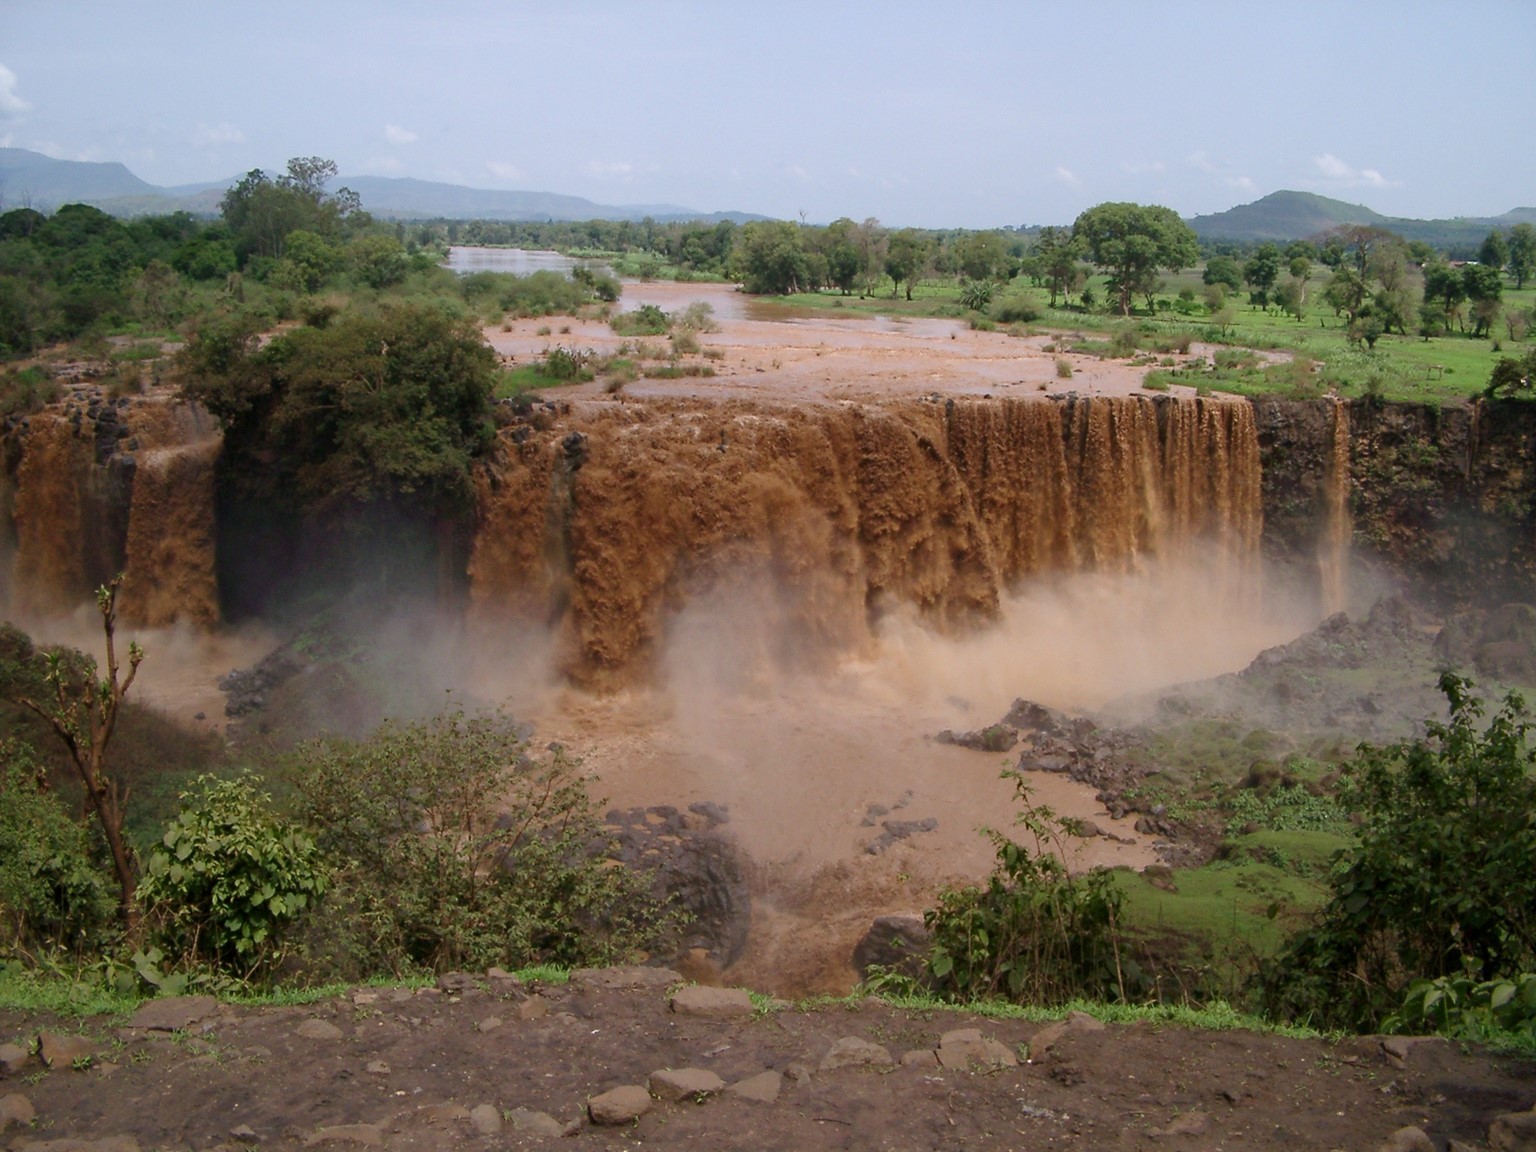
[
  {"x1": 1189, "y1": 190, "x2": 1536, "y2": 252},
  {"x1": 0, "y1": 148, "x2": 763, "y2": 224}
]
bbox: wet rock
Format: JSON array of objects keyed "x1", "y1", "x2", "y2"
[
  {"x1": 588, "y1": 1085, "x2": 652, "y2": 1126},
  {"x1": 819, "y1": 1036, "x2": 894, "y2": 1072},
  {"x1": 649, "y1": 1067, "x2": 725, "y2": 1102},
  {"x1": 726, "y1": 1070, "x2": 782, "y2": 1103},
  {"x1": 935, "y1": 724, "x2": 1018, "y2": 752},
  {"x1": 1027, "y1": 1011, "x2": 1105, "y2": 1059},
  {"x1": 128, "y1": 995, "x2": 219, "y2": 1032},
  {"x1": 603, "y1": 805, "x2": 751, "y2": 967},
  {"x1": 852, "y1": 914, "x2": 931, "y2": 982},
  {"x1": 436, "y1": 971, "x2": 479, "y2": 994},
  {"x1": 670, "y1": 986, "x2": 753, "y2": 1019},
  {"x1": 516, "y1": 997, "x2": 550, "y2": 1021},
  {"x1": 865, "y1": 817, "x2": 938, "y2": 855},
  {"x1": 901, "y1": 1049, "x2": 940, "y2": 1069},
  {"x1": 476, "y1": 1016, "x2": 503, "y2": 1033}
]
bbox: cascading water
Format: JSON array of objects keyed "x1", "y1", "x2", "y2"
[{"x1": 1318, "y1": 398, "x2": 1352, "y2": 615}]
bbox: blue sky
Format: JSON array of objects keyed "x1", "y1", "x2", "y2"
[{"x1": 3, "y1": 1, "x2": 1533, "y2": 227}]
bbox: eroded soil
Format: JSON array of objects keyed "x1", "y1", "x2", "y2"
[{"x1": 3, "y1": 972, "x2": 1534, "y2": 1151}]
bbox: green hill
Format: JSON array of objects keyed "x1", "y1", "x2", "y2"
[{"x1": 1187, "y1": 191, "x2": 1386, "y2": 242}]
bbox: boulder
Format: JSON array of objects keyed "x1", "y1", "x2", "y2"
[
  {"x1": 852, "y1": 914, "x2": 932, "y2": 982},
  {"x1": 670, "y1": 986, "x2": 753, "y2": 1019},
  {"x1": 936, "y1": 1028, "x2": 1018, "y2": 1071},
  {"x1": 0, "y1": 1093, "x2": 37, "y2": 1133},
  {"x1": 725, "y1": 1071, "x2": 782, "y2": 1103},
  {"x1": 1377, "y1": 1126, "x2": 1435, "y2": 1152},
  {"x1": 1491, "y1": 1108, "x2": 1536, "y2": 1152},
  {"x1": 38, "y1": 1032, "x2": 96, "y2": 1068},
  {"x1": 127, "y1": 995, "x2": 219, "y2": 1032},
  {"x1": 648, "y1": 1067, "x2": 725, "y2": 1102},
  {"x1": 819, "y1": 1036, "x2": 894, "y2": 1072},
  {"x1": 588, "y1": 1085, "x2": 652, "y2": 1126}
]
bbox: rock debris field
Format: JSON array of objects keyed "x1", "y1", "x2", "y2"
[{"x1": 3, "y1": 968, "x2": 1536, "y2": 1151}]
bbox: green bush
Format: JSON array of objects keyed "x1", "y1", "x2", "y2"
[
  {"x1": 1385, "y1": 972, "x2": 1536, "y2": 1043},
  {"x1": 610, "y1": 303, "x2": 670, "y2": 337},
  {"x1": 0, "y1": 745, "x2": 114, "y2": 957},
  {"x1": 1256, "y1": 675, "x2": 1536, "y2": 1030},
  {"x1": 0, "y1": 366, "x2": 60, "y2": 418},
  {"x1": 925, "y1": 772, "x2": 1129, "y2": 1004},
  {"x1": 992, "y1": 295, "x2": 1041, "y2": 325},
  {"x1": 288, "y1": 709, "x2": 674, "y2": 978},
  {"x1": 137, "y1": 774, "x2": 325, "y2": 977}
]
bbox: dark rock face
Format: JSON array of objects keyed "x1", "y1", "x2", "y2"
[
  {"x1": 604, "y1": 804, "x2": 751, "y2": 968},
  {"x1": 1435, "y1": 602, "x2": 1536, "y2": 683},
  {"x1": 1251, "y1": 397, "x2": 1536, "y2": 608},
  {"x1": 852, "y1": 914, "x2": 932, "y2": 983}
]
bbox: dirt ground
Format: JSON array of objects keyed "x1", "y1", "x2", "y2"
[{"x1": 2, "y1": 972, "x2": 1532, "y2": 1151}]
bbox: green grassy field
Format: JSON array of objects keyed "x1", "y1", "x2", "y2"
[{"x1": 751, "y1": 270, "x2": 1535, "y2": 405}]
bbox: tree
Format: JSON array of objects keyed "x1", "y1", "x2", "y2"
[
  {"x1": 1478, "y1": 228, "x2": 1509, "y2": 274},
  {"x1": 1202, "y1": 254, "x2": 1243, "y2": 292},
  {"x1": 1422, "y1": 262, "x2": 1467, "y2": 334},
  {"x1": 1036, "y1": 227, "x2": 1085, "y2": 307},
  {"x1": 1243, "y1": 243, "x2": 1282, "y2": 310},
  {"x1": 956, "y1": 230, "x2": 1006, "y2": 281},
  {"x1": 16, "y1": 577, "x2": 143, "y2": 928},
  {"x1": 220, "y1": 157, "x2": 366, "y2": 265},
  {"x1": 821, "y1": 218, "x2": 862, "y2": 294},
  {"x1": 733, "y1": 220, "x2": 809, "y2": 295},
  {"x1": 1484, "y1": 348, "x2": 1536, "y2": 399},
  {"x1": 1072, "y1": 202, "x2": 1199, "y2": 316},
  {"x1": 1506, "y1": 222, "x2": 1536, "y2": 290},
  {"x1": 884, "y1": 229, "x2": 928, "y2": 300},
  {"x1": 1463, "y1": 263, "x2": 1503, "y2": 338},
  {"x1": 1258, "y1": 675, "x2": 1536, "y2": 1030}
]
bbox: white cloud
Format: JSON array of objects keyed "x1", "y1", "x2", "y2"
[
  {"x1": 0, "y1": 64, "x2": 31, "y2": 120},
  {"x1": 1312, "y1": 153, "x2": 1391, "y2": 189},
  {"x1": 384, "y1": 123, "x2": 417, "y2": 146},
  {"x1": 485, "y1": 160, "x2": 526, "y2": 182},
  {"x1": 194, "y1": 122, "x2": 245, "y2": 146},
  {"x1": 586, "y1": 159, "x2": 635, "y2": 179},
  {"x1": 1052, "y1": 165, "x2": 1080, "y2": 186}
]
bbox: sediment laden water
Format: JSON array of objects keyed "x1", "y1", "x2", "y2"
[
  {"x1": 1318, "y1": 399, "x2": 1353, "y2": 615},
  {"x1": 470, "y1": 394, "x2": 1264, "y2": 687},
  {"x1": 6, "y1": 399, "x2": 220, "y2": 626}
]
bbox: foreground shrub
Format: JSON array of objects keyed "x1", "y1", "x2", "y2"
[
  {"x1": 925, "y1": 772, "x2": 1129, "y2": 1004},
  {"x1": 0, "y1": 744, "x2": 114, "y2": 958},
  {"x1": 288, "y1": 709, "x2": 673, "y2": 978},
  {"x1": 137, "y1": 774, "x2": 325, "y2": 978},
  {"x1": 1256, "y1": 674, "x2": 1536, "y2": 1030}
]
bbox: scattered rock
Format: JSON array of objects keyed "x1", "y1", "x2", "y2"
[
  {"x1": 38, "y1": 1032, "x2": 96, "y2": 1068},
  {"x1": 508, "y1": 1108, "x2": 565, "y2": 1136},
  {"x1": 726, "y1": 1070, "x2": 782, "y2": 1103},
  {"x1": 0, "y1": 1042, "x2": 28, "y2": 1077},
  {"x1": 364, "y1": 1060, "x2": 389, "y2": 1075},
  {"x1": 1, "y1": 1093, "x2": 37, "y2": 1132},
  {"x1": 294, "y1": 1020, "x2": 343, "y2": 1042},
  {"x1": 901, "y1": 1049, "x2": 940, "y2": 1069},
  {"x1": 784, "y1": 1062, "x2": 813, "y2": 1085},
  {"x1": 588, "y1": 1085, "x2": 652, "y2": 1126},
  {"x1": 935, "y1": 724, "x2": 1018, "y2": 753},
  {"x1": 10, "y1": 1139, "x2": 141, "y2": 1152},
  {"x1": 649, "y1": 1067, "x2": 725, "y2": 1102},
  {"x1": 229, "y1": 1125, "x2": 259, "y2": 1141},
  {"x1": 819, "y1": 1036, "x2": 894, "y2": 1072},
  {"x1": 303, "y1": 1123, "x2": 383, "y2": 1147},
  {"x1": 127, "y1": 995, "x2": 220, "y2": 1032},
  {"x1": 1377, "y1": 1125, "x2": 1435, "y2": 1152},
  {"x1": 852, "y1": 914, "x2": 932, "y2": 982},
  {"x1": 865, "y1": 818, "x2": 939, "y2": 855},
  {"x1": 1028, "y1": 1011, "x2": 1105, "y2": 1059},
  {"x1": 670, "y1": 985, "x2": 753, "y2": 1019},
  {"x1": 516, "y1": 997, "x2": 550, "y2": 1021},
  {"x1": 436, "y1": 972, "x2": 479, "y2": 995},
  {"x1": 1491, "y1": 1108, "x2": 1536, "y2": 1152},
  {"x1": 936, "y1": 1028, "x2": 1018, "y2": 1071},
  {"x1": 570, "y1": 966, "x2": 680, "y2": 992},
  {"x1": 468, "y1": 1103, "x2": 502, "y2": 1135},
  {"x1": 476, "y1": 1016, "x2": 503, "y2": 1033}
]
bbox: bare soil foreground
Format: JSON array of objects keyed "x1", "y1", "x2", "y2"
[{"x1": 3, "y1": 971, "x2": 1534, "y2": 1152}]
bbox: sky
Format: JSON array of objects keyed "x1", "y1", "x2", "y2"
[{"x1": 2, "y1": 1, "x2": 1533, "y2": 229}]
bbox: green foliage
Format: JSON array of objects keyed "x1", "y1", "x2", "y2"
[
  {"x1": 610, "y1": 303, "x2": 670, "y2": 336},
  {"x1": 1224, "y1": 783, "x2": 1347, "y2": 836},
  {"x1": 1073, "y1": 202, "x2": 1199, "y2": 316},
  {"x1": 958, "y1": 279, "x2": 995, "y2": 312},
  {"x1": 0, "y1": 746, "x2": 114, "y2": 957},
  {"x1": 925, "y1": 772, "x2": 1128, "y2": 1005},
  {"x1": 1386, "y1": 972, "x2": 1536, "y2": 1044},
  {"x1": 0, "y1": 365, "x2": 60, "y2": 417},
  {"x1": 137, "y1": 774, "x2": 325, "y2": 976},
  {"x1": 1257, "y1": 675, "x2": 1536, "y2": 1031},
  {"x1": 287, "y1": 709, "x2": 674, "y2": 977},
  {"x1": 1485, "y1": 348, "x2": 1536, "y2": 399},
  {"x1": 734, "y1": 220, "x2": 810, "y2": 295}
]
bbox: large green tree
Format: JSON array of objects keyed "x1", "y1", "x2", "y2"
[
  {"x1": 733, "y1": 220, "x2": 809, "y2": 295},
  {"x1": 884, "y1": 229, "x2": 929, "y2": 300},
  {"x1": 1506, "y1": 222, "x2": 1536, "y2": 290},
  {"x1": 1072, "y1": 202, "x2": 1199, "y2": 315},
  {"x1": 220, "y1": 156, "x2": 368, "y2": 265}
]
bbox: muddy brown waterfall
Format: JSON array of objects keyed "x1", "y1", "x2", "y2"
[
  {"x1": 1318, "y1": 398, "x2": 1352, "y2": 615},
  {"x1": 469, "y1": 394, "x2": 1264, "y2": 688}
]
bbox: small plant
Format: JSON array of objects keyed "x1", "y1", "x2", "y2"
[
  {"x1": 1055, "y1": 358, "x2": 1073, "y2": 380},
  {"x1": 671, "y1": 301, "x2": 720, "y2": 333},
  {"x1": 610, "y1": 304, "x2": 670, "y2": 337},
  {"x1": 1385, "y1": 972, "x2": 1536, "y2": 1042},
  {"x1": 958, "y1": 279, "x2": 995, "y2": 312},
  {"x1": 670, "y1": 330, "x2": 700, "y2": 356}
]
